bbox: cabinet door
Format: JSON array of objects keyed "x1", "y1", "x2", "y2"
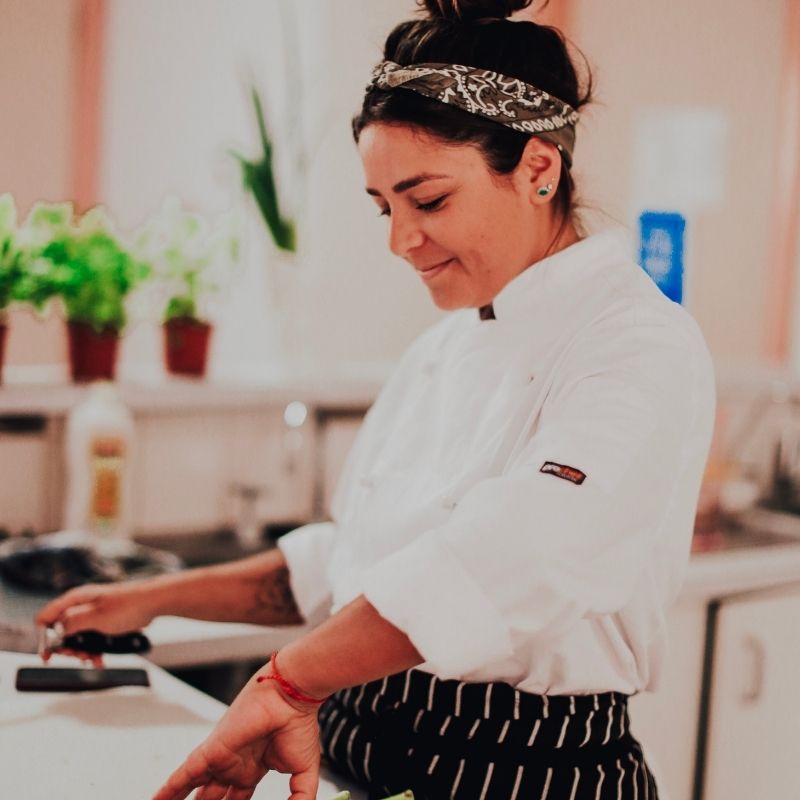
[
  {"x1": 628, "y1": 597, "x2": 708, "y2": 800},
  {"x1": 702, "y1": 583, "x2": 800, "y2": 799}
]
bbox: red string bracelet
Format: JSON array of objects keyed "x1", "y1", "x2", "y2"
[{"x1": 256, "y1": 651, "x2": 328, "y2": 705}]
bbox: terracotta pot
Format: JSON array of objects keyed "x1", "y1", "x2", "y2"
[
  {"x1": 67, "y1": 320, "x2": 119, "y2": 382},
  {"x1": 164, "y1": 317, "x2": 212, "y2": 377},
  {"x1": 0, "y1": 321, "x2": 6, "y2": 384}
]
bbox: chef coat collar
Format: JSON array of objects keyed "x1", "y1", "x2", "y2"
[{"x1": 486, "y1": 228, "x2": 632, "y2": 323}]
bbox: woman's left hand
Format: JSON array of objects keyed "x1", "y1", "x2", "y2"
[{"x1": 151, "y1": 671, "x2": 322, "y2": 800}]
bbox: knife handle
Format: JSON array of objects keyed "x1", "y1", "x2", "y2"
[{"x1": 61, "y1": 630, "x2": 152, "y2": 655}]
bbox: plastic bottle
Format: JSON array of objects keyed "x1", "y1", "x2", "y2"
[{"x1": 63, "y1": 381, "x2": 135, "y2": 538}]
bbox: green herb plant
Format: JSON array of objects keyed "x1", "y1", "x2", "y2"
[
  {"x1": 26, "y1": 203, "x2": 150, "y2": 332},
  {"x1": 230, "y1": 86, "x2": 296, "y2": 253},
  {"x1": 0, "y1": 194, "x2": 25, "y2": 318},
  {"x1": 133, "y1": 197, "x2": 240, "y2": 325}
]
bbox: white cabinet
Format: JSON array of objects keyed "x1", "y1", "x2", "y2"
[
  {"x1": 699, "y1": 583, "x2": 800, "y2": 799},
  {"x1": 629, "y1": 597, "x2": 709, "y2": 800}
]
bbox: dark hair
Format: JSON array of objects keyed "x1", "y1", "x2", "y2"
[{"x1": 352, "y1": 0, "x2": 593, "y2": 224}]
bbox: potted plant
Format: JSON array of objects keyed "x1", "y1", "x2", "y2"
[
  {"x1": 26, "y1": 203, "x2": 150, "y2": 382},
  {"x1": 0, "y1": 194, "x2": 25, "y2": 382},
  {"x1": 134, "y1": 198, "x2": 239, "y2": 378}
]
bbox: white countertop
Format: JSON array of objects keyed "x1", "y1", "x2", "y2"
[
  {"x1": 146, "y1": 616, "x2": 310, "y2": 668},
  {"x1": 683, "y1": 539, "x2": 800, "y2": 598},
  {"x1": 0, "y1": 650, "x2": 365, "y2": 800},
  {"x1": 0, "y1": 373, "x2": 385, "y2": 415}
]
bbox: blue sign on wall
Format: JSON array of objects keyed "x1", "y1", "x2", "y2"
[{"x1": 638, "y1": 211, "x2": 686, "y2": 304}]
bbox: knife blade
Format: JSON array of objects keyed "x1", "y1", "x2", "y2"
[{"x1": 0, "y1": 622, "x2": 151, "y2": 656}]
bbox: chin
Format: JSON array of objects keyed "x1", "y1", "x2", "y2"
[{"x1": 428, "y1": 292, "x2": 469, "y2": 311}]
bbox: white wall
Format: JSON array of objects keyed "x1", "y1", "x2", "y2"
[{"x1": 100, "y1": 0, "x2": 440, "y2": 382}]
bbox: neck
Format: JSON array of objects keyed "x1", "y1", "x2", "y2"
[{"x1": 539, "y1": 215, "x2": 581, "y2": 263}]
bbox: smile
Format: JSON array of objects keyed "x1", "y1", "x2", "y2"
[{"x1": 418, "y1": 258, "x2": 455, "y2": 281}]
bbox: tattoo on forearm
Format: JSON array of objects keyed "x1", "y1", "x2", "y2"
[{"x1": 252, "y1": 566, "x2": 302, "y2": 624}]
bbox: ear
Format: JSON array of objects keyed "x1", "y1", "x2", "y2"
[{"x1": 516, "y1": 138, "x2": 563, "y2": 206}]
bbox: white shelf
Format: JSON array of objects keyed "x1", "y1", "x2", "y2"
[{"x1": 0, "y1": 373, "x2": 384, "y2": 415}]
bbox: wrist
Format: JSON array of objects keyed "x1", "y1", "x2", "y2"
[
  {"x1": 136, "y1": 573, "x2": 181, "y2": 620},
  {"x1": 276, "y1": 640, "x2": 338, "y2": 700},
  {"x1": 256, "y1": 651, "x2": 329, "y2": 711}
]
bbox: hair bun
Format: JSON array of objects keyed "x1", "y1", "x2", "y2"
[{"x1": 418, "y1": 0, "x2": 533, "y2": 23}]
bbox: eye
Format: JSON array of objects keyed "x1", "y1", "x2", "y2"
[
  {"x1": 378, "y1": 207, "x2": 390, "y2": 218},
  {"x1": 415, "y1": 196, "x2": 447, "y2": 212}
]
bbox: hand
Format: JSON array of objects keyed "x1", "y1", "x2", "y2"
[
  {"x1": 152, "y1": 671, "x2": 322, "y2": 800},
  {"x1": 35, "y1": 580, "x2": 159, "y2": 663}
]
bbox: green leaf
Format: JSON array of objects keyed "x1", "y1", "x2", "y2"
[
  {"x1": 231, "y1": 85, "x2": 297, "y2": 253},
  {"x1": 29, "y1": 220, "x2": 150, "y2": 331}
]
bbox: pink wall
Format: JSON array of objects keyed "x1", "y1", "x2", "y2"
[
  {"x1": 0, "y1": 0, "x2": 81, "y2": 373},
  {"x1": 1, "y1": 0, "x2": 799, "y2": 377},
  {"x1": 764, "y1": 0, "x2": 800, "y2": 364}
]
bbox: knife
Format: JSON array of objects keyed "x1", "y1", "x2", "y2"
[{"x1": 0, "y1": 622, "x2": 151, "y2": 656}]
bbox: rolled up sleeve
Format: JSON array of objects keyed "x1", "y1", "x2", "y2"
[
  {"x1": 277, "y1": 522, "x2": 337, "y2": 625},
  {"x1": 361, "y1": 323, "x2": 701, "y2": 678}
]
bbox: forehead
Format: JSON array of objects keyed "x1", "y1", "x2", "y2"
[{"x1": 358, "y1": 123, "x2": 488, "y2": 189}]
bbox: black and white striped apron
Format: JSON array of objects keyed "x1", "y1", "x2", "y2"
[{"x1": 318, "y1": 668, "x2": 659, "y2": 800}]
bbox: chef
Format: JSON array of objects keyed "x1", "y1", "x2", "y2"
[{"x1": 38, "y1": 1, "x2": 716, "y2": 798}]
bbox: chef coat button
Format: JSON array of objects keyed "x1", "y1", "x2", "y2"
[
  {"x1": 360, "y1": 474, "x2": 376, "y2": 489},
  {"x1": 440, "y1": 494, "x2": 457, "y2": 510},
  {"x1": 422, "y1": 361, "x2": 437, "y2": 375}
]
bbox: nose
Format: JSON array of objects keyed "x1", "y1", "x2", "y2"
[{"x1": 388, "y1": 208, "x2": 425, "y2": 258}]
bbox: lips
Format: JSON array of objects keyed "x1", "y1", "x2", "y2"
[{"x1": 417, "y1": 258, "x2": 454, "y2": 281}]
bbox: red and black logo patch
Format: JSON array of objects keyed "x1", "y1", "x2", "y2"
[{"x1": 540, "y1": 461, "x2": 586, "y2": 485}]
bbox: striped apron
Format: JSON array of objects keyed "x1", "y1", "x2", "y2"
[{"x1": 318, "y1": 668, "x2": 659, "y2": 800}]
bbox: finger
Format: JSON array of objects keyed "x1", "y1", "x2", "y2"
[
  {"x1": 60, "y1": 603, "x2": 104, "y2": 635},
  {"x1": 151, "y1": 766, "x2": 205, "y2": 800},
  {"x1": 194, "y1": 783, "x2": 229, "y2": 800},
  {"x1": 49, "y1": 647, "x2": 98, "y2": 665},
  {"x1": 35, "y1": 587, "x2": 97, "y2": 626},
  {"x1": 226, "y1": 787, "x2": 256, "y2": 800},
  {"x1": 152, "y1": 750, "x2": 214, "y2": 800},
  {"x1": 287, "y1": 766, "x2": 319, "y2": 800}
]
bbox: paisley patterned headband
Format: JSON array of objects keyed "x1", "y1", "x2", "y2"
[{"x1": 369, "y1": 60, "x2": 579, "y2": 167}]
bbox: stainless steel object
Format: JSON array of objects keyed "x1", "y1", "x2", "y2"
[{"x1": 0, "y1": 621, "x2": 150, "y2": 656}]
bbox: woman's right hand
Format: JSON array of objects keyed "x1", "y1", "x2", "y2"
[{"x1": 35, "y1": 580, "x2": 160, "y2": 662}]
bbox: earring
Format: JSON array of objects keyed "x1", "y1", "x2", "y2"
[{"x1": 537, "y1": 181, "x2": 555, "y2": 198}]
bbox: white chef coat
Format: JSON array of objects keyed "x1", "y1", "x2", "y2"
[{"x1": 279, "y1": 228, "x2": 716, "y2": 695}]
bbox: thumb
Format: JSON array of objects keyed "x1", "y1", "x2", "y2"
[{"x1": 287, "y1": 764, "x2": 319, "y2": 800}]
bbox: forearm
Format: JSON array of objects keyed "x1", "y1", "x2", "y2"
[
  {"x1": 144, "y1": 547, "x2": 304, "y2": 626},
  {"x1": 277, "y1": 595, "x2": 423, "y2": 698}
]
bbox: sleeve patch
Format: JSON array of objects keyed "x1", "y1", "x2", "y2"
[{"x1": 540, "y1": 461, "x2": 586, "y2": 485}]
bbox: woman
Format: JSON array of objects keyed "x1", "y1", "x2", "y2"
[{"x1": 38, "y1": 2, "x2": 716, "y2": 798}]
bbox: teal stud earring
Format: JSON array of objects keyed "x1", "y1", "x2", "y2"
[{"x1": 537, "y1": 181, "x2": 554, "y2": 198}]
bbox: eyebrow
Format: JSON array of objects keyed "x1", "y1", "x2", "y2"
[{"x1": 365, "y1": 172, "x2": 450, "y2": 197}]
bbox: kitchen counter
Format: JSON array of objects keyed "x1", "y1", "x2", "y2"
[
  {"x1": 3, "y1": 527, "x2": 800, "y2": 669},
  {"x1": 684, "y1": 538, "x2": 800, "y2": 598},
  {"x1": 0, "y1": 650, "x2": 365, "y2": 800}
]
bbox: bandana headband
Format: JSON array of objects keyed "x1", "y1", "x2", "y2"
[{"x1": 369, "y1": 60, "x2": 579, "y2": 167}]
